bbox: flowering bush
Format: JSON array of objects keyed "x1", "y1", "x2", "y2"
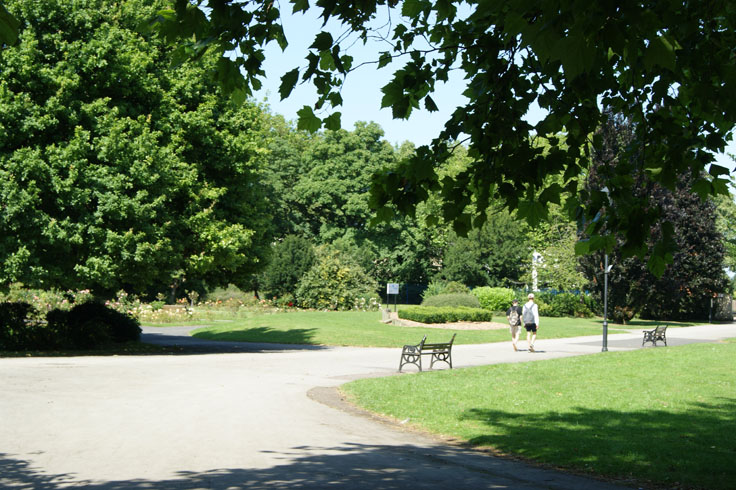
[{"x1": 295, "y1": 249, "x2": 380, "y2": 311}]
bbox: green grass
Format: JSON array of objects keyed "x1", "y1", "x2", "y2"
[
  {"x1": 190, "y1": 310, "x2": 647, "y2": 347},
  {"x1": 342, "y1": 341, "x2": 736, "y2": 489}
]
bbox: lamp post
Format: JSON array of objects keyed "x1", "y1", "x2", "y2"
[
  {"x1": 601, "y1": 187, "x2": 613, "y2": 353},
  {"x1": 602, "y1": 253, "x2": 610, "y2": 352}
]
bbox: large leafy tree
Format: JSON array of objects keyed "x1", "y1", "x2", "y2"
[
  {"x1": 581, "y1": 114, "x2": 728, "y2": 322},
  {"x1": 0, "y1": 0, "x2": 273, "y2": 296},
  {"x1": 151, "y1": 0, "x2": 736, "y2": 276},
  {"x1": 440, "y1": 211, "x2": 527, "y2": 288}
]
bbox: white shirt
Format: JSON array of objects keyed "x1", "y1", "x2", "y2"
[{"x1": 523, "y1": 300, "x2": 540, "y2": 325}]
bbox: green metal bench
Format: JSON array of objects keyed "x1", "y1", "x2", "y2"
[{"x1": 399, "y1": 334, "x2": 456, "y2": 372}]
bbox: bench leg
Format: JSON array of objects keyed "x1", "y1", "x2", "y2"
[
  {"x1": 430, "y1": 352, "x2": 452, "y2": 369},
  {"x1": 399, "y1": 350, "x2": 422, "y2": 372}
]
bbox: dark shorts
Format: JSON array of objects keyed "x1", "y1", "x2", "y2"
[{"x1": 524, "y1": 323, "x2": 537, "y2": 333}]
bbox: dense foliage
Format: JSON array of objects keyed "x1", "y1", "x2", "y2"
[
  {"x1": 294, "y1": 248, "x2": 379, "y2": 310},
  {"x1": 471, "y1": 287, "x2": 516, "y2": 312},
  {"x1": 0, "y1": 0, "x2": 273, "y2": 296},
  {"x1": 153, "y1": 0, "x2": 736, "y2": 275},
  {"x1": 580, "y1": 114, "x2": 728, "y2": 322},
  {"x1": 537, "y1": 292, "x2": 594, "y2": 318}
]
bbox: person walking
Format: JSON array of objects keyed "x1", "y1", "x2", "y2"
[
  {"x1": 522, "y1": 293, "x2": 540, "y2": 352},
  {"x1": 506, "y1": 299, "x2": 523, "y2": 351}
]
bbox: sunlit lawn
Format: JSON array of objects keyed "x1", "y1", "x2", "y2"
[
  {"x1": 188, "y1": 310, "x2": 684, "y2": 347},
  {"x1": 342, "y1": 340, "x2": 736, "y2": 489}
]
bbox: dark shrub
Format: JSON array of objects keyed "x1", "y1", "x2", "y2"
[
  {"x1": 0, "y1": 302, "x2": 34, "y2": 349},
  {"x1": 47, "y1": 302, "x2": 141, "y2": 349},
  {"x1": 421, "y1": 293, "x2": 481, "y2": 308}
]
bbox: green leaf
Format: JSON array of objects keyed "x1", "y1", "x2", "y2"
[
  {"x1": 292, "y1": 0, "x2": 309, "y2": 13},
  {"x1": 310, "y1": 31, "x2": 333, "y2": 51},
  {"x1": 378, "y1": 52, "x2": 392, "y2": 69},
  {"x1": 647, "y1": 251, "x2": 671, "y2": 277},
  {"x1": 574, "y1": 240, "x2": 590, "y2": 255},
  {"x1": 517, "y1": 199, "x2": 548, "y2": 227},
  {"x1": 296, "y1": 106, "x2": 322, "y2": 132},
  {"x1": 553, "y1": 34, "x2": 595, "y2": 80},
  {"x1": 279, "y1": 68, "x2": 299, "y2": 100},
  {"x1": 643, "y1": 35, "x2": 676, "y2": 72},
  {"x1": 402, "y1": 0, "x2": 428, "y2": 18},
  {"x1": 0, "y1": 5, "x2": 20, "y2": 45},
  {"x1": 424, "y1": 95, "x2": 438, "y2": 112},
  {"x1": 230, "y1": 87, "x2": 247, "y2": 106},
  {"x1": 323, "y1": 112, "x2": 341, "y2": 131},
  {"x1": 319, "y1": 50, "x2": 336, "y2": 70},
  {"x1": 709, "y1": 164, "x2": 730, "y2": 178},
  {"x1": 691, "y1": 178, "x2": 712, "y2": 199}
]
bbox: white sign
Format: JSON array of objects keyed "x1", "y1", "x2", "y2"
[{"x1": 386, "y1": 283, "x2": 399, "y2": 295}]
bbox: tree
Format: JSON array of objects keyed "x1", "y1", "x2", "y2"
[
  {"x1": 580, "y1": 114, "x2": 728, "y2": 322},
  {"x1": 150, "y1": 1, "x2": 736, "y2": 275},
  {"x1": 261, "y1": 235, "x2": 316, "y2": 299},
  {"x1": 263, "y1": 120, "x2": 443, "y2": 285},
  {"x1": 713, "y1": 178, "x2": 736, "y2": 274},
  {"x1": 0, "y1": 0, "x2": 274, "y2": 296},
  {"x1": 522, "y1": 205, "x2": 587, "y2": 292},
  {"x1": 440, "y1": 211, "x2": 527, "y2": 288}
]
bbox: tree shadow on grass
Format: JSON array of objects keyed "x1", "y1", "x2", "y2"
[
  {"x1": 143, "y1": 326, "x2": 325, "y2": 353},
  {"x1": 0, "y1": 442, "x2": 629, "y2": 490},
  {"x1": 460, "y1": 398, "x2": 736, "y2": 489},
  {"x1": 191, "y1": 326, "x2": 320, "y2": 345}
]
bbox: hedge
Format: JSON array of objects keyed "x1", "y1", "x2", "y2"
[{"x1": 399, "y1": 306, "x2": 493, "y2": 324}]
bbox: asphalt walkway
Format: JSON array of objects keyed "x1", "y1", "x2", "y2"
[{"x1": 1, "y1": 322, "x2": 735, "y2": 489}]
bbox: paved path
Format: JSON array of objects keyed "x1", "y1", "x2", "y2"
[{"x1": 1, "y1": 323, "x2": 735, "y2": 489}]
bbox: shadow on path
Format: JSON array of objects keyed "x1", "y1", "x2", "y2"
[{"x1": 0, "y1": 441, "x2": 631, "y2": 490}]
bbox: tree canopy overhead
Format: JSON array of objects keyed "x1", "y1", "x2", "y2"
[{"x1": 148, "y1": 0, "x2": 736, "y2": 275}]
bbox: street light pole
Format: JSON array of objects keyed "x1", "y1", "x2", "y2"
[{"x1": 602, "y1": 253, "x2": 609, "y2": 352}]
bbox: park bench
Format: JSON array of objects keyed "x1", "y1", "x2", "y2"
[
  {"x1": 399, "y1": 334, "x2": 456, "y2": 372},
  {"x1": 642, "y1": 325, "x2": 668, "y2": 347}
]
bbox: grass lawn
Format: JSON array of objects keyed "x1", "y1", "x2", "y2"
[
  {"x1": 188, "y1": 310, "x2": 681, "y2": 347},
  {"x1": 342, "y1": 340, "x2": 736, "y2": 489}
]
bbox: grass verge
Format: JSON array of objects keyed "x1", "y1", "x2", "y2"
[
  {"x1": 342, "y1": 340, "x2": 736, "y2": 489},
  {"x1": 189, "y1": 310, "x2": 644, "y2": 347}
]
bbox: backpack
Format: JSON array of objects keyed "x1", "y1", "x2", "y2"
[
  {"x1": 508, "y1": 308, "x2": 520, "y2": 326},
  {"x1": 522, "y1": 304, "x2": 535, "y2": 324}
]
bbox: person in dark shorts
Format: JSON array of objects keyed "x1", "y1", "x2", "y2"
[{"x1": 522, "y1": 293, "x2": 540, "y2": 352}]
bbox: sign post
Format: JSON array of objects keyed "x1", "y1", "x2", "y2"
[{"x1": 386, "y1": 283, "x2": 399, "y2": 312}]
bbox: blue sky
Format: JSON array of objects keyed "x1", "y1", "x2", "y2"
[{"x1": 253, "y1": 7, "x2": 736, "y2": 171}]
